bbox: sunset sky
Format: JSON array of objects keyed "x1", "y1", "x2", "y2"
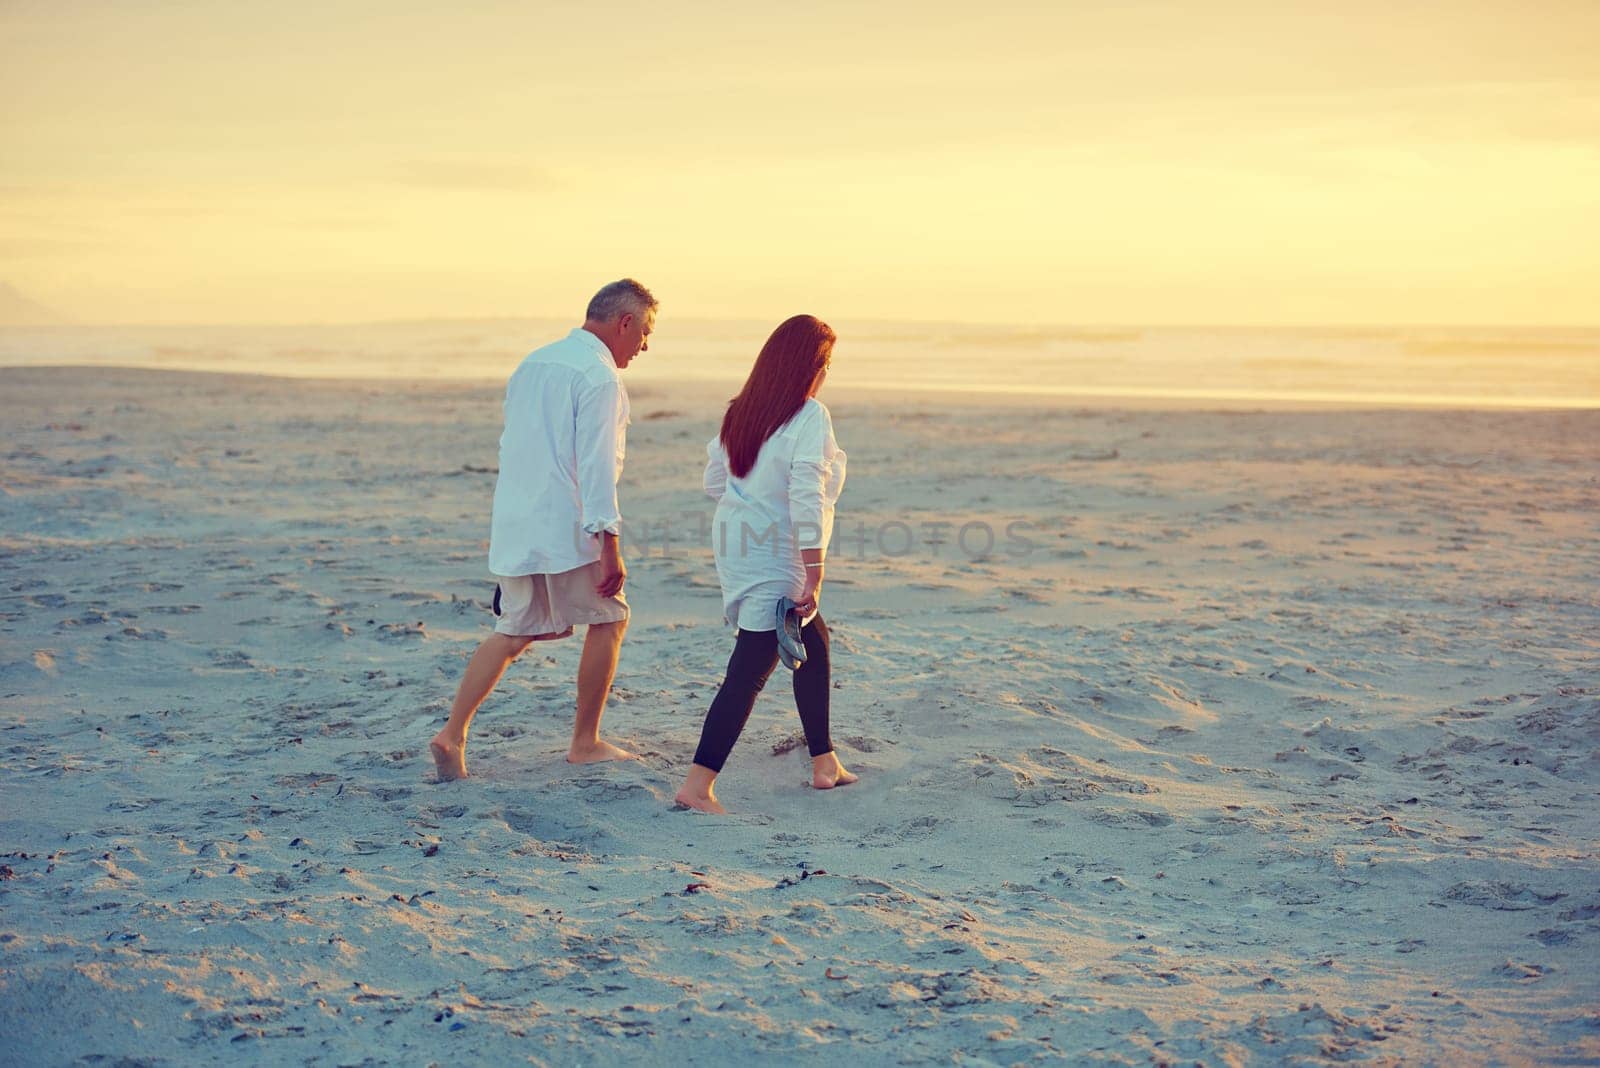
[{"x1": 3, "y1": 0, "x2": 1598, "y2": 326}]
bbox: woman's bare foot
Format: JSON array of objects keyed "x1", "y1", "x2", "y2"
[
  {"x1": 674, "y1": 764, "x2": 726, "y2": 813},
  {"x1": 812, "y1": 751, "x2": 858, "y2": 790},
  {"x1": 430, "y1": 734, "x2": 468, "y2": 781},
  {"x1": 674, "y1": 788, "x2": 726, "y2": 814},
  {"x1": 566, "y1": 739, "x2": 638, "y2": 764}
]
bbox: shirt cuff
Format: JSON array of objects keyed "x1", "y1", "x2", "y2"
[{"x1": 582, "y1": 517, "x2": 621, "y2": 537}]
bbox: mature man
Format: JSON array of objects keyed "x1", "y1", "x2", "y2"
[{"x1": 430, "y1": 279, "x2": 657, "y2": 781}]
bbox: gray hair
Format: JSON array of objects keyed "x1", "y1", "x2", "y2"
[{"x1": 585, "y1": 278, "x2": 658, "y2": 323}]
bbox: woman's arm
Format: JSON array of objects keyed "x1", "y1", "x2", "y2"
[
  {"x1": 788, "y1": 404, "x2": 835, "y2": 552},
  {"x1": 795, "y1": 547, "x2": 824, "y2": 616},
  {"x1": 790, "y1": 405, "x2": 838, "y2": 616},
  {"x1": 704, "y1": 439, "x2": 729, "y2": 501}
]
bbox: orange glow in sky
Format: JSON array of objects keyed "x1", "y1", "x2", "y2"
[{"x1": 3, "y1": 1, "x2": 1598, "y2": 325}]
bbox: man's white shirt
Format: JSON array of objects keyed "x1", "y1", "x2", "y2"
[{"x1": 488, "y1": 328, "x2": 629, "y2": 577}]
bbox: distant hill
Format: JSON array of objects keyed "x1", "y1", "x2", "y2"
[{"x1": 0, "y1": 283, "x2": 69, "y2": 325}]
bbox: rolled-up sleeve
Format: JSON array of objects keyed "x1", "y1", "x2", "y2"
[
  {"x1": 575, "y1": 376, "x2": 625, "y2": 536},
  {"x1": 788, "y1": 405, "x2": 842, "y2": 551},
  {"x1": 704, "y1": 438, "x2": 729, "y2": 501}
]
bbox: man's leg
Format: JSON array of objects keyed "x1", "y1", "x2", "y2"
[
  {"x1": 568, "y1": 617, "x2": 635, "y2": 763},
  {"x1": 430, "y1": 631, "x2": 534, "y2": 781}
]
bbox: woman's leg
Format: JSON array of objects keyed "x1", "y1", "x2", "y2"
[
  {"x1": 695, "y1": 629, "x2": 780, "y2": 770},
  {"x1": 793, "y1": 614, "x2": 833, "y2": 756},
  {"x1": 794, "y1": 615, "x2": 858, "y2": 790},
  {"x1": 676, "y1": 629, "x2": 779, "y2": 812}
]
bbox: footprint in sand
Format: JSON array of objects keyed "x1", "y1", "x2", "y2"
[
  {"x1": 1087, "y1": 807, "x2": 1175, "y2": 829},
  {"x1": 1531, "y1": 929, "x2": 1574, "y2": 946},
  {"x1": 1440, "y1": 881, "x2": 1566, "y2": 911},
  {"x1": 58, "y1": 610, "x2": 112, "y2": 628},
  {"x1": 105, "y1": 626, "x2": 168, "y2": 642},
  {"x1": 837, "y1": 734, "x2": 886, "y2": 753},
  {"x1": 503, "y1": 809, "x2": 570, "y2": 839},
  {"x1": 419, "y1": 804, "x2": 467, "y2": 820},
  {"x1": 374, "y1": 621, "x2": 427, "y2": 641},
  {"x1": 573, "y1": 779, "x2": 651, "y2": 805}
]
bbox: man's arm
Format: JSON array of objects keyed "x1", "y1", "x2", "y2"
[
  {"x1": 575, "y1": 378, "x2": 627, "y2": 594},
  {"x1": 596, "y1": 531, "x2": 626, "y2": 598}
]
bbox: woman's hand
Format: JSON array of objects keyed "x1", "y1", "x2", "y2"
[{"x1": 795, "y1": 553, "x2": 824, "y2": 616}]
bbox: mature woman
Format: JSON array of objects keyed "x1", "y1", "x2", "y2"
[{"x1": 674, "y1": 315, "x2": 856, "y2": 814}]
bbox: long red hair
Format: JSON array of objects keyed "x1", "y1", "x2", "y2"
[{"x1": 720, "y1": 315, "x2": 835, "y2": 478}]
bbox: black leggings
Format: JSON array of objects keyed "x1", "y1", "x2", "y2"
[{"x1": 691, "y1": 614, "x2": 833, "y2": 773}]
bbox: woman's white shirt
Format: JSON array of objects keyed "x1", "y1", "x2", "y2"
[{"x1": 704, "y1": 398, "x2": 846, "y2": 631}]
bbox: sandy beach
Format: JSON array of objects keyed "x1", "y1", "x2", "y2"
[{"x1": 2, "y1": 365, "x2": 1596, "y2": 1065}]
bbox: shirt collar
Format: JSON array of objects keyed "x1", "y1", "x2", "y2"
[{"x1": 571, "y1": 327, "x2": 617, "y2": 369}]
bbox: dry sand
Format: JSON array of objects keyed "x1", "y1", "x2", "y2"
[{"x1": 1, "y1": 366, "x2": 1597, "y2": 1065}]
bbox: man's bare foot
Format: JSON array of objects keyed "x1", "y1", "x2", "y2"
[
  {"x1": 566, "y1": 739, "x2": 638, "y2": 764},
  {"x1": 430, "y1": 734, "x2": 468, "y2": 781},
  {"x1": 812, "y1": 752, "x2": 859, "y2": 790}
]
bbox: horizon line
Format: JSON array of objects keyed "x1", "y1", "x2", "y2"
[
  {"x1": 4, "y1": 315, "x2": 1599, "y2": 332},
  {"x1": 4, "y1": 362, "x2": 1595, "y2": 411}
]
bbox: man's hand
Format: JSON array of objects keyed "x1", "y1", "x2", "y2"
[{"x1": 596, "y1": 533, "x2": 627, "y2": 598}]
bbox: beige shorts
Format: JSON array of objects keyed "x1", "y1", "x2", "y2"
[{"x1": 491, "y1": 562, "x2": 629, "y2": 639}]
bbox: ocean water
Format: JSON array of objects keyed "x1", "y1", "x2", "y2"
[{"x1": 1, "y1": 319, "x2": 1595, "y2": 408}]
